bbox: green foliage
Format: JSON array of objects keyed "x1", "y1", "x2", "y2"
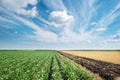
[{"x1": 0, "y1": 50, "x2": 95, "y2": 80}]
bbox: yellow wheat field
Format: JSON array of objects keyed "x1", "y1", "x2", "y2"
[{"x1": 61, "y1": 51, "x2": 120, "y2": 64}]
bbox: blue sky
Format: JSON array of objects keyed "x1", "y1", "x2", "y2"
[{"x1": 0, "y1": 0, "x2": 120, "y2": 50}]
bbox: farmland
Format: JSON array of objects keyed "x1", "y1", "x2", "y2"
[
  {"x1": 61, "y1": 50, "x2": 120, "y2": 64},
  {"x1": 0, "y1": 50, "x2": 95, "y2": 80},
  {"x1": 58, "y1": 51, "x2": 120, "y2": 80}
]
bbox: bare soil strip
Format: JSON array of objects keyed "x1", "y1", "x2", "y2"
[{"x1": 58, "y1": 51, "x2": 120, "y2": 80}]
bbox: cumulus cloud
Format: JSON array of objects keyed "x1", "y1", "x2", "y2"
[
  {"x1": 49, "y1": 10, "x2": 74, "y2": 28},
  {"x1": 48, "y1": 10, "x2": 94, "y2": 43},
  {"x1": 49, "y1": 10, "x2": 73, "y2": 23},
  {"x1": 0, "y1": 0, "x2": 38, "y2": 17}
]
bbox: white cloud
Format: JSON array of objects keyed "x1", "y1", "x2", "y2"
[
  {"x1": 15, "y1": 16, "x2": 58, "y2": 42},
  {"x1": 58, "y1": 30, "x2": 94, "y2": 43},
  {"x1": 0, "y1": 0, "x2": 38, "y2": 17},
  {"x1": 17, "y1": 7, "x2": 38, "y2": 17},
  {"x1": 0, "y1": 0, "x2": 37, "y2": 9},
  {"x1": 49, "y1": 10, "x2": 73, "y2": 23},
  {"x1": 49, "y1": 10, "x2": 74, "y2": 28},
  {"x1": 15, "y1": 15, "x2": 93, "y2": 43},
  {"x1": 32, "y1": 30, "x2": 57, "y2": 42},
  {"x1": 0, "y1": 0, "x2": 119, "y2": 50},
  {"x1": 50, "y1": 22, "x2": 61, "y2": 28},
  {"x1": 35, "y1": 10, "x2": 74, "y2": 29}
]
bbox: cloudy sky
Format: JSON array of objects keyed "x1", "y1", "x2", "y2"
[{"x1": 0, "y1": 0, "x2": 120, "y2": 50}]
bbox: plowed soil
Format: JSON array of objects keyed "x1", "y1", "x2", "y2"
[{"x1": 58, "y1": 51, "x2": 120, "y2": 80}]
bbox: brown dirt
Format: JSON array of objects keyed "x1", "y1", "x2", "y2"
[
  {"x1": 58, "y1": 51, "x2": 120, "y2": 80},
  {"x1": 74, "y1": 61, "x2": 103, "y2": 80}
]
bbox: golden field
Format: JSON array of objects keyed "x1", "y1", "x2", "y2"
[{"x1": 61, "y1": 51, "x2": 120, "y2": 64}]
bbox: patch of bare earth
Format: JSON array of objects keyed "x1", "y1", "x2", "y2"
[{"x1": 58, "y1": 51, "x2": 120, "y2": 80}]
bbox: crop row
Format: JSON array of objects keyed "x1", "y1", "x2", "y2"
[
  {"x1": 0, "y1": 50, "x2": 95, "y2": 80},
  {"x1": 56, "y1": 53, "x2": 95, "y2": 80}
]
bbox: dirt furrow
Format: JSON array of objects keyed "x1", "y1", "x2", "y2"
[{"x1": 58, "y1": 51, "x2": 120, "y2": 80}]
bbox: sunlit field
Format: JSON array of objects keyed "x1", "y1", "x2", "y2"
[
  {"x1": 61, "y1": 51, "x2": 120, "y2": 64},
  {"x1": 0, "y1": 0, "x2": 120, "y2": 80},
  {"x1": 59, "y1": 51, "x2": 120, "y2": 80},
  {"x1": 0, "y1": 50, "x2": 94, "y2": 80}
]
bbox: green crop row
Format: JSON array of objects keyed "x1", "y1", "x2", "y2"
[
  {"x1": 0, "y1": 50, "x2": 95, "y2": 80},
  {"x1": 0, "y1": 50, "x2": 54, "y2": 80},
  {"x1": 55, "y1": 53, "x2": 95, "y2": 80}
]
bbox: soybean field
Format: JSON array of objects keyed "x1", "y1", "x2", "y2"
[{"x1": 0, "y1": 50, "x2": 95, "y2": 80}]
